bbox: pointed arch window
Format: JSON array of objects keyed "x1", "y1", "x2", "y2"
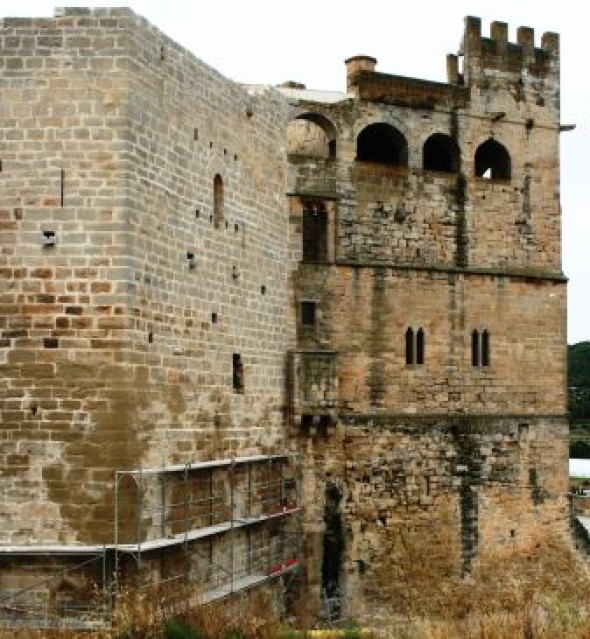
[
  {"x1": 471, "y1": 329, "x2": 480, "y2": 367},
  {"x1": 405, "y1": 327, "x2": 425, "y2": 366},
  {"x1": 405, "y1": 328, "x2": 414, "y2": 365},
  {"x1": 471, "y1": 328, "x2": 490, "y2": 367},
  {"x1": 481, "y1": 329, "x2": 490, "y2": 367},
  {"x1": 416, "y1": 328, "x2": 425, "y2": 365}
]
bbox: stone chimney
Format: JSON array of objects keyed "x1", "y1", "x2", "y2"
[{"x1": 345, "y1": 55, "x2": 377, "y2": 91}]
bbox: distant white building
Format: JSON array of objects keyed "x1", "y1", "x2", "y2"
[{"x1": 570, "y1": 459, "x2": 590, "y2": 478}]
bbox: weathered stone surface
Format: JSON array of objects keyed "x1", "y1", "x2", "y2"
[{"x1": 0, "y1": 8, "x2": 570, "y2": 621}]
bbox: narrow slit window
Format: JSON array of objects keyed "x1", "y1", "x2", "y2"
[
  {"x1": 213, "y1": 174, "x2": 224, "y2": 229},
  {"x1": 405, "y1": 327, "x2": 414, "y2": 365},
  {"x1": 300, "y1": 301, "x2": 317, "y2": 327},
  {"x1": 416, "y1": 328, "x2": 425, "y2": 365},
  {"x1": 482, "y1": 329, "x2": 490, "y2": 367},
  {"x1": 406, "y1": 327, "x2": 425, "y2": 365},
  {"x1": 60, "y1": 169, "x2": 65, "y2": 207},
  {"x1": 232, "y1": 353, "x2": 244, "y2": 393},
  {"x1": 471, "y1": 329, "x2": 490, "y2": 367},
  {"x1": 471, "y1": 330, "x2": 480, "y2": 367}
]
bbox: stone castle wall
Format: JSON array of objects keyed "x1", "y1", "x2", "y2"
[
  {"x1": 0, "y1": 8, "x2": 572, "y2": 621},
  {"x1": 285, "y1": 16, "x2": 569, "y2": 618},
  {"x1": 300, "y1": 415, "x2": 568, "y2": 619},
  {"x1": 295, "y1": 267, "x2": 566, "y2": 414},
  {"x1": 0, "y1": 8, "x2": 294, "y2": 546}
]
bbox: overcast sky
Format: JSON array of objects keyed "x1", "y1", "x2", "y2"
[{"x1": 3, "y1": 1, "x2": 588, "y2": 343}]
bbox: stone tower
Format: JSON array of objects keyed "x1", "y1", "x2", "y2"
[{"x1": 283, "y1": 16, "x2": 568, "y2": 618}]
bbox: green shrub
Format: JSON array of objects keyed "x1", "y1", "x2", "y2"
[{"x1": 163, "y1": 616, "x2": 200, "y2": 639}]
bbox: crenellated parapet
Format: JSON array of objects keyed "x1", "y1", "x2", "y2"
[{"x1": 459, "y1": 16, "x2": 559, "y2": 88}]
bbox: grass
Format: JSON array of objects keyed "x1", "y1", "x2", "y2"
[{"x1": 3, "y1": 538, "x2": 590, "y2": 638}]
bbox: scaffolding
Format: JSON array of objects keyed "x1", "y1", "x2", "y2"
[
  {"x1": 0, "y1": 546, "x2": 111, "y2": 629},
  {"x1": 0, "y1": 453, "x2": 301, "y2": 627},
  {"x1": 114, "y1": 453, "x2": 302, "y2": 606}
]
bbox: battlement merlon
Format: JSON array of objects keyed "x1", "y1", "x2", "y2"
[
  {"x1": 345, "y1": 16, "x2": 558, "y2": 113},
  {"x1": 459, "y1": 16, "x2": 559, "y2": 86}
]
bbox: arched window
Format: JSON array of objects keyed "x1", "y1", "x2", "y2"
[
  {"x1": 416, "y1": 328, "x2": 425, "y2": 365},
  {"x1": 288, "y1": 113, "x2": 338, "y2": 159},
  {"x1": 405, "y1": 328, "x2": 414, "y2": 365},
  {"x1": 474, "y1": 139, "x2": 511, "y2": 180},
  {"x1": 423, "y1": 133, "x2": 460, "y2": 173},
  {"x1": 213, "y1": 174, "x2": 224, "y2": 228},
  {"x1": 471, "y1": 329, "x2": 480, "y2": 367},
  {"x1": 482, "y1": 329, "x2": 490, "y2": 367},
  {"x1": 405, "y1": 327, "x2": 425, "y2": 366},
  {"x1": 471, "y1": 329, "x2": 490, "y2": 367},
  {"x1": 357, "y1": 123, "x2": 408, "y2": 167}
]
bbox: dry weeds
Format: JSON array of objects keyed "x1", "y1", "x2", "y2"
[{"x1": 2, "y1": 538, "x2": 590, "y2": 638}]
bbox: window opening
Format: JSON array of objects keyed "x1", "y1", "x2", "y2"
[
  {"x1": 232, "y1": 353, "x2": 244, "y2": 393},
  {"x1": 213, "y1": 174, "x2": 223, "y2": 229},
  {"x1": 423, "y1": 133, "x2": 460, "y2": 172},
  {"x1": 42, "y1": 230, "x2": 56, "y2": 248},
  {"x1": 475, "y1": 139, "x2": 511, "y2": 179},
  {"x1": 287, "y1": 113, "x2": 337, "y2": 159},
  {"x1": 416, "y1": 328, "x2": 425, "y2": 365},
  {"x1": 356, "y1": 123, "x2": 408, "y2": 166},
  {"x1": 471, "y1": 329, "x2": 490, "y2": 367},
  {"x1": 406, "y1": 327, "x2": 425, "y2": 365},
  {"x1": 302, "y1": 201, "x2": 328, "y2": 262},
  {"x1": 301, "y1": 414, "x2": 313, "y2": 433},
  {"x1": 328, "y1": 139, "x2": 337, "y2": 159},
  {"x1": 482, "y1": 329, "x2": 490, "y2": 367},
  {"x1": 300, "y1": 301, "x2": 317, "y2": 327},
  {"x1": 60, "y1": 169, "x2": 65, "y2": 207},
  {"x1": 471, "y1": 330, "x2": 480, "y2": 367},
  {"x1": 405, "y1": 327, "x2": 414, "y2": 365},
  {"x1": 211, "y1": 312, "x2": 218, "y2": 324}
]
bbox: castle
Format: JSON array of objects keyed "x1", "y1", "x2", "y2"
[{"x1": 0, "y1": 7, "x2": 569, "y2": 624}]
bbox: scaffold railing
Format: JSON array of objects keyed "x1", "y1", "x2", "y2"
[{"x1": 114, "y1": 452, "x2": 302, "y2": 605}]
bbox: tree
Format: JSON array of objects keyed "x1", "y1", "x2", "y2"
[{"x1": 568, "y1": 342, "x2": 590, "y2": 420}]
